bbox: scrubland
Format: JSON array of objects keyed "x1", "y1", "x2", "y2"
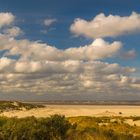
[{"x1": 0, "y1": 115, "x2": 140, "y2": 140}]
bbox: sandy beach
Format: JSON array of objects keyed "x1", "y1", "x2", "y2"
[{"x1": 1, "y1": 105, "x2": 140, "y2": 118}]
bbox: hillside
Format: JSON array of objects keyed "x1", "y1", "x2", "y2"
[{"x1": 0, "y1": 101, "x2": 44, "y2": 112}]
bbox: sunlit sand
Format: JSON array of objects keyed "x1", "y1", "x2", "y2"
[{"x1": 1, "y1": 105, "x2": 140, "y2": 118}]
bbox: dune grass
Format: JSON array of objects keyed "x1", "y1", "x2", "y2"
[
  {"x1": 0, "y1": 101, "x2": 44, "y2": 113},
  {"x1": 0, "y1": 115, "x2": 140, "y2": 140},
  {"x1": 68, "y1": 116, "x2": 140, "y2": 140}
]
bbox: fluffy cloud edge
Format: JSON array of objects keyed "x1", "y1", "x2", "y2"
[
  {"x1": 0, "y1": 12, "x2": 15, "y2": 28},
  {"x1": 70, "y1": 12, "x2": 140, "y2": 38}
]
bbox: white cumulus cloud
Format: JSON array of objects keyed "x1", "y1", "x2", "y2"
[
  {"x1": 65, "y1": 38, "x2": 122, "y2": 60},
  {"x1": 2, "y1": 37, "x2": 122, "y2": 61},
  {"x1": 0, "y1": 12, "x2": 15, "y2": 28},
  {"x1": 0, "y1": 12, "x2": 139, "y2": 100},
  {"x1": 3, "y1": 26, "x2": 23, "y2": 37},
  {"x1": 70, "y1": 12, "x2": 140, "y2": 38}
]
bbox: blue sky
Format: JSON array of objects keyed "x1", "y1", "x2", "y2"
[
  {"x1": 1, "y1": 0, "x2": 140, "y2": 65},
  {"x1": 0, "y1": 0, "x2": 139, "y2": 45},
  {"x1": 0, "y1": 0, "x2": 140, "y2": 100}
]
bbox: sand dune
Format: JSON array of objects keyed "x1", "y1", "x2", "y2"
[
  {"x1": 124, "y1": 119, "x2": 140, "y2": 126},
  {"x1": 1, "y1": 105, "x2": 140, "y2": 118}
]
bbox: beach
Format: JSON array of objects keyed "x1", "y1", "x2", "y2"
[{"x1": 1, "y1": 105, "x2": 140, "y2": 118}]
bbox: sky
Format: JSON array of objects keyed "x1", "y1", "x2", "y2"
[{"x1": 0, "y1": 0, "x2": 140, "y2": 101}]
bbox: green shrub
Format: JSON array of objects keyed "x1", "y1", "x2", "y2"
[{"x1": 0, "y1": 115, "x2": 140, "y2": 140}]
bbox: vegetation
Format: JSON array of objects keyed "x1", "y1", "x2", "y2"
[
  {"x1": 0, "y1": 115, "x2": 140, "y2": 140},
  {"x1": 0, "y1": 115, "x2": 73, "y2": 140},
  {"x1": 0, "y1": 101, "x2": 44, "y2": 112},
  {"x1": 68, "y1": 116, "x2": 140, "y2": 140}
]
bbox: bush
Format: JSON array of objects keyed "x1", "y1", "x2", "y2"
[
  {"x1": 0, "y1": 115, "x2": 72, "y2": 140},
  {"x1": 0, "y1": 116, "x2": 140, "y2": 140}
]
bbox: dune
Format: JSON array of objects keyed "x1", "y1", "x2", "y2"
[
  {"x1": 125, "y1": 119, "x2": 140, "y2": 126},
  {"x1": 0, "y1": 105, "x2": 140, "y2": 118}
]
